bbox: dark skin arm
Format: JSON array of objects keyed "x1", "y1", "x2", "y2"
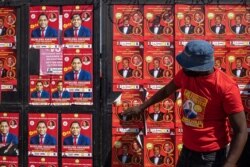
[
  {"x1": 122, "y1": 80, "x2": 179, "y2": 115},
  {"x1": 223, "y1": 112, "x2": 248, "y2": 167}
]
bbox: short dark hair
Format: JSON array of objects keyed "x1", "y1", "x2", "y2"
[
  {"x1": 70, "y1": 121, "x2": 80, "y2": 128},
  {"x1": 71, "y1": 13, "x2": 82, "y2": 20},
  {"x1": 71, "y1": 56, "x2": 82, "y2": 63},
  {"x1": 38, "y1": 13, "x2": 48, "y2": 20},
  {"x1": 36, "y1": 121, "x2": 47, "y2": 128},
  {"x1": 215, "y1": 15, "x2": 222, "y2": 20},
  {"x1": 0, "y1": 120, "x2": 9, "y2": 126},
  {"x1": 36, "y1": 81, "x2": 43, "y2": 85}
]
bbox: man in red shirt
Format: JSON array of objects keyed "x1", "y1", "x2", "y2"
[{"x1": 123, "y1": 40, "x2": 247, "y2": 167}]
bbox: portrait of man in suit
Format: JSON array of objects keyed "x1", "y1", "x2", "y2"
[
  {"x1": 0, "y1": 59, "x2": 7, "y2": 78},
  {"x1": 118, "y1": 102, "x2": 133, "y2": 121},
  {"x1": 211, "y1": 15, "x2": 225, "y2": 34},
  {"x1": 31, "y1": 81, "x2": 50, "y2": 98},
  {"x1": 180, "y1": 15, "x2": 195, "y2": 34},
  {"x1": 231, "y1": 15, "x2": 246, "y2": 34},
  {"x1": 52, "y1": 81, "x2": 70, "y2": 98},
  {"x1": 63, "y1": 121, "x2": 91, "y2": 146},
  {"x1": 0, "y1": 18, "x2": 6, "y2": 36},
  {"x1": 132, "y1": 55, "x2": 142, "y2": 66},
  {"x1": 6, "y1": 57, "x2": 15, "y2": 67},
  {"x1": 118, "y1": 58, "x2": 133, "y2": 78},
  {"x1": 30, "y1": 121, "x2": 56, "y2": 145},
  {"x1": 118, "y1": 144, "x2": 132, "y2": 164},
  {"x1": 64, "y1": 56, "x2": 91, "y2": 81},
  {"x1": 118, "y1": 16, "x2": 133, "y2": 35},
  {"x1": 64, "y1": 13, "x2": 91, "y2": 37},
  {"x1": 31, "y1": 13, "x2": 58, "y2": 38},
  {"x1": 214, "y1": 58, "x2": 226, "y2": 72},
  {"x1": 246, "y1": 55, "x2": 250, "y2": 66},
  {"x1": 183, "y1": 101, "x2": 197, "y2": 119},
  {"x1": 232, "y1": 58, "x2": 247, "y2": 77},
  {"x1": 149, "y1": 103, "x2": 164, "y2": 122},
  {"x1": 149, "y1": 58, "x2": 164, "y2": 78},
  {"x1": 149, "y1": 145, "x2": 165, "y2": 165},
  {"x1": 149, "y1": 16, "x2": 164, "y2": 35}
]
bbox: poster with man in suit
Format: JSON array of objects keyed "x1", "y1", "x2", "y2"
[{"x1": 51, "y1": 78, "x2": 71, "y2": 105}]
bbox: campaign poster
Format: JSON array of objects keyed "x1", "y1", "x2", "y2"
[
  {"x1": 146, "y1": 91, "x2": 175, "y2": 129},
  {"x1": 112, "y1": 134, "x2": 143, "y2": 166},
  {"x1": 29, "y1": 75, "x2": 51, "y2": 105},
  {"x1": 226, "y1": 5, "x2": 250, "y2": 42},
  {"x1": 61, "y1": 114, "x2": 92, "y2": 157},
  {"x1": 40, "y1": 48, "x2": 63, "y2": 75},
  {"x1": 0, "y1": 7, "x2": 16, "y2": 48},
  {"x1": 175, "y1": 5, "x2": 205, "y2": 40},
  {"x1": 62, "y1": 158, "x2": 92, "y2": 167},
  {"x1": 112, "y1": 91, "x2": 144, "y2": 129},
  {"x1": 144, "y1": 134, "x2": 175, "y2": 167},
  {"x1": 28, "y1": 113, "x2": 58, "y2": 157},
  {"x1": 0, "y1": 156, "x2": 18, "y2": 166},
  {"x1": 144, "y1": 43, "x2": 174, "y2": 85},
  {"x1": 205, "y1": 5, "x2": 228, "y2": 40},
  {"x1": 144, "y1": 5, "x2": 174, "y2": 41},
  {"x1": 113, "y1": 5, "x2": 143, "y2": 41},
  {"x1": 28, "y1": 157, "x2": 58, "y2": 167},
  {"x1": 63, "y1": 49, "x2": 93, "y2": 105},
  {"x1": 113, "y1": 42, "x2": 143, "y2": 91},
  {"x1": 0, "y1": 48, "x2": 17, "y2": 91},
  {"x1": 175, "y1": 128, "x2": 183, "y2": 165},
  {"x1": 175, "y1": 90, "x2": 182, "y2": 128},
  {"x1": 29, "y1": 6, "x2": 59, "y2": 48},
  {"x1": 51, "y1": 76, "x2": 71, "y2": 105},
  {"x1": 214, "y1": 47, "x2": 227, "y2": 73},
  {"x1": 0, "y1": 113, "x2": 19, "y2": 156},
  {"x1": 62, "y1": 5, "x2": 93, "y2": 48},
  {"x1": 226, "y1": 48, "x2": 249, "y2": 84}
]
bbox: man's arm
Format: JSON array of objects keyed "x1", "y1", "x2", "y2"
[
  {"x1": 223, "y1": 112, "x2": 248, "y2": 167},
  {"x1": 123, "y1": 80, "x2": 178, "y2": 115}
]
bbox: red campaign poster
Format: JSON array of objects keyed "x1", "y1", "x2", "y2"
[
  {"x1": 28, "y1": 157, "x2": 58, "y2": 167},
  {"x1": 29, "y1": 75, "x2": 51, "y2": 105},
  {"x1": 145, "y1": 91, "x2": 175, "y2": 129},
  {"x1": 63, "y1": 49, "x2": 93, "y2": 105},
  {"x1": 205, "y1": 5, "x2": 228, "y2": 40},
  {"x1": 61, "y1": 114, "x2": 92, "y2": 157},
  {"x1": 0, "y1": 48, "x2": 17, "y2": 91},
  {"x1": 0, "y1": 113, "x2": 19, "y2": 156},
  {"x1": 112, "y1": 91, "x2": 144, "y2": 129},
  {"x1": 51, "y1": 76, "x2": 71, "y2": 105},
  {"x1": 214, "y1": 47, "x2": 228, "y2": 73},
  {"x1": 175, "y1": 128, "x2": 183, "y2": 165},
  {"x1": 29, "y1": 6, "x2": 59, "y2": 48},
  {"x1": 28, "y1": 113, "x2": 58, "y2": 157},
  {"x1": 0, "y1": 7, "x2": 16, "y2": 48},
  {"x1": 40, "y1": 48, "x2": 63, "y2": 76},
  {"x1": 113, "y1": 42, "x2": 143, "y2": 91},
  {"x1": 175, "y1": 90, "x2": 182, "y2": 128},
  {"x1": 175, "y1": 5, "x2": 205, "y2": 40},
  {"x1": 62, "y1": 5, "x2": 93, "y2": 48},
  {"x1": 144, "y1": 43, "x2": 174, "y2": 85},
  {"x1": 62, "y1": 158, "x2": 92, "y2": 167},
  {"x1": 112, "y1": 134, "x2": 144, "y2": 167},
  {"x1": 226, "y1": 48, "x2": 250, "y2": 84},
  {"x1": 0, "y1": 156, "x2": 18, "y2": 166},
  {"x1": 144, "y1": 5, "x2": 174, "y2": 41},
  {"x1": 226, "y1": 5, "x2": 250, "y2": 43},
  {"x1": 113, "y1": 5, "x2": 144, "y2": 41},
  {"x1": 144, "y1": 134, "x2": 175, "y2": 167}
]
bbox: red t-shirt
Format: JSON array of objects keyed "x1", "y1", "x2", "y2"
[{"x1": 174, "y1": 68, "x2": 243, "y2": 152}]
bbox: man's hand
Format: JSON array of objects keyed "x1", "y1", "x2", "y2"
[{"x1": 122, "y1": 105, "x2": 143, "y2": 116}]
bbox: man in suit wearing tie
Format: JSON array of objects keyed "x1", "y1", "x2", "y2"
[
  {"x1": 0, "y1": 18, "x2": 6, "y2": 36},
  {"x1": 214, "y1": 58, "x2": 226, "y2": 72},
  {"x1": 118, "y1": 17, "x2": 134, "y2": 35},
  {"x1": 232, "y1": 58, "x2": 247, "y2": 77},
  {"x1": 180, "y1": 15, "x2": 195, "y2": 34},
  {"x1": 0, "y1": 59, "x2": 7, "y2": 78},
  {"x1": 118, "y1": 58, "x2": 133, "y2": 78},
  {"x1": 149, "y1": 103, "x2": 164, "y2": 122},
  {"x1": 211, "y1": 15, "x2": 225, "y2": 34},
  {"x1": 64, "y1": 13, "x2": 91, "y2": 37},
  {"x1": 0, "y1": 120, "x2": 18, "y2": 145},
  {"x1": 149, "y1": 16, "x2": 164, "y2": 35},
  {"x1": 64, "y1": 56, "x2": 91, "y2": 81},
  {"x1": 149, "y1": 145, "x2": 165, "y2": 165},
  {"x1": 149, "y1": 58, "x2": 164, "y2": 78},
  {"x1": 31, "y1": 13, "x2": 58, "y2": 38},
  {"x1": 231, "y1": 15, "x2": 246, "y2": 34},
  {"x1": 63, "y1": 121, "x2": 91, "y2": 146},
  {"x1": 117, "y1": 144, "x2": 132, "y2": 164},
  {"x1": 30, "y1": 121, "x2": 56, "y2": 145},
  {"x1": 31, "y1": 81, "x2": 50, "y2": 98},
  {"x1": 52, "y1": 81, "x2": 70, "y2": 98},
  {"x1": 118, "y1": 102, "x2": 133, "y2": 121}
]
